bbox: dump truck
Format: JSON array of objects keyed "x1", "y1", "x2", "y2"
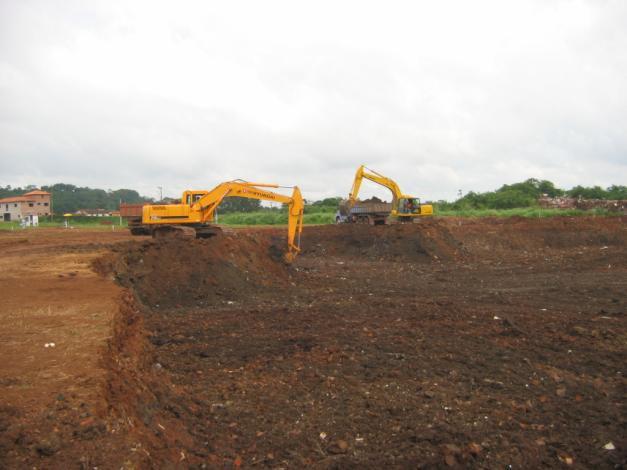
[
  {"x1": 336, "y1": 197, "x2": 392, "y2": 225},
  {"x1": 119, "y1": 203, "x2": 151, "y2": 235}
]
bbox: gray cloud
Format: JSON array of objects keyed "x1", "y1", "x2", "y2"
[{"x1": 1, "y1": 0, "x2": 626, "y2": 201}]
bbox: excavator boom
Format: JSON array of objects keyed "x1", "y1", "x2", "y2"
[{"x1": 349, "y1": 165, "x2": 404, "y2": 207}]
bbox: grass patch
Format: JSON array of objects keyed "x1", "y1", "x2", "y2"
[
  {"x1": 0, "y1": 216, "x2": 127, "y2": 231},
  {"x1": 218, "y1": 211, "x2": 335, "y2": 225}
]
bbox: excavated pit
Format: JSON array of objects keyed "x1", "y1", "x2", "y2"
[
  {"x1": 99, "y1": 217, "x2": 626, "y2": 468},
  {"x1": 99, "y1": 232, "x2": 289, "y2": 310}
]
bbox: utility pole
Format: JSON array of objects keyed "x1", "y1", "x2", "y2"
[{"x1": 157, "y1": 186, "x2": 163, "y2": 202}]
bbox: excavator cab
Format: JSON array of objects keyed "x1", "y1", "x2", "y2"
[
  {"x1": 183, "y1": 191, "x2": 208, "y2": 206},
  {"x1": 397, "y1": 197, "x2": 422, "y2": 215}
]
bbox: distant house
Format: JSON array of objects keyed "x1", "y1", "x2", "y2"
[{"x1": 0, "y1": 190, "x2": 52, "y2": 222}]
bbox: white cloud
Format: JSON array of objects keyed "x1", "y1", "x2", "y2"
[{"x1": 0, "y1": 0, "x2": 625, "y2": 201}]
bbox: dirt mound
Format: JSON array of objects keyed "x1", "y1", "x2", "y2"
[
  {"x1": 95, "y1": 232, "x2": 289, "y2": 309},
  {"x1": 360, "y1": 196, "x2": 386, "y2": 203},
  {"x1": 302, "y1": 220, "x2": 465, "y2": 262},
  {"x1": 444, "y1": 216, "x2": 627, "y2": 258}
]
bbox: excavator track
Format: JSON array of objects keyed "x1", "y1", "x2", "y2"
[
  {"x1": 151, "y1": 225, "x2": 223, "y2": 239},
  {"x1": 194, "y1": 225, "x2": 224, "y2": 238},
  {"x1": 152, "y1": 225, "x2": 197, "y2": 239}
]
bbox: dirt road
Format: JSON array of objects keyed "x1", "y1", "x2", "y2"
[{"x1": 0, "y1": 218, "x2": 625, "y2": 468}]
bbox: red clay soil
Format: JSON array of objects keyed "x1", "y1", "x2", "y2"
[
  {"x1": 1, "y1": 217, "x2": 626, "y2": 468},
  {"x1": 0, "y1": 229, "x2": 136, "y2": 467}
]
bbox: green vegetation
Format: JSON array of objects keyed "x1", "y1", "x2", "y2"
[
  {"x1": 218, "y1": 206, "x2": 336, "y2": 225},
  {"x1": 437, "y1": 179, "x2": 626, "y2": 211},
  {"x1": 567, "y1": 184, "x2": 627, "y2": 200},
  {"x1": 0, "y1": 184, "x2": 151, "y2": 213},
  {"x1": 0, "y1": 215, "x2": 126, "y2": 230},
  {"x1": 217, "y1": 196, "x2": 262, "y2": 213},
  {"x1": 216, "y1": 197, "x2": 340, "y2": 225},
  {"x1": 433, "y1": 207, "x2": 617, "y2": 218}
]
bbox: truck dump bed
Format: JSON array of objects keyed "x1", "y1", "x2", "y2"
[
  {"x1": 337, "y1": 197, "x2": 392, "y2": 225},
  {"x1": 350, "y1": 201, "x2": 392, "y2": 215},
  {"x1": 119, "y1": 203, "x2": 151, "y2": 234},
  {"x1": 119, "y1": 203, "x2": 144, "y2": 218}
]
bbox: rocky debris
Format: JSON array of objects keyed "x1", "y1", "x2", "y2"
[{"x1": 35, "y1": 434, "x2": 61, "y2": 456}]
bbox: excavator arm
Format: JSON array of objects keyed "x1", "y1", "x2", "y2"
[
  {"x1": 193, "y1": 181, "x2": 304, "y2": 262},
  {"x1": 348, "y1": 165, "x2": 404, "y2": 208},
  {"x1": 142, "y1": 181, "x2": 304, "y2": 262}
]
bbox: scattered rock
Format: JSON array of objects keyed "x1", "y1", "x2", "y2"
[
  {"x1": 467, "y1": 442, "x2": 482, "y2": 455},
  {"x1": 603, "y1": 442, "x2": 615, "y2": 450},
  {"x1": 327, "y1": 439, "x2": 349, "y2": 454},
  {"x1": 74, "y1": 420, "x2": 105, "y2": 440},
  {"x1": 444, "y1": 444, "x2": 461, "y2": 454},
  {"x1": 483, "y1": 378, "x2": 505, "y2": 389},
  {"x1": 35, "y1": 434, "x2": 61, "y2": 456},
  {"x1": 556, "y1": 387, "x2": 567, "y2": 397},
  {"x1": 558, "y1": 454, "x2": 574, "y2": 465}
]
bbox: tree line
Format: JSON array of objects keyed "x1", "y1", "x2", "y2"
[
  {"x1": 438, "y1": 179, "x2": 626, "y2": 210},
  {"x1": 0, "y1": 184, "x2": 150, "y2": 214},
  {"x1": 0, "y1": 183, "x2": 274, "y2": 214},
  {"x1": 0, "y1": 180, "x2": 624, "y2": 214}
]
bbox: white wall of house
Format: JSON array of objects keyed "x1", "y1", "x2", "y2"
[
  {"x1": 1, "y1": 191, "x2": 51, "y2": 222},
  {"x1": 2, "y1": 202, "x2": 22, "y2": 221}
]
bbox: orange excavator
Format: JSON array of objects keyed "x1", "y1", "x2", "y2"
[{"x1": 128, "y1": 180, "x2": 304, "y2": 263}]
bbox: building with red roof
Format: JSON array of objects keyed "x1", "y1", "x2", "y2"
[{"x1": 0, "y1": 190, "x2": 52, "y2": 222}]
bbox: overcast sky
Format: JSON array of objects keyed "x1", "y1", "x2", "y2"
[{"x1": 1, "y1": 0, "x2": 626, "y2": 202}]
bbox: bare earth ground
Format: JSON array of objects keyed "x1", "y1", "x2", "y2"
[{"x1": 0, "y1": 217, "x2": 625, "y2": 469}]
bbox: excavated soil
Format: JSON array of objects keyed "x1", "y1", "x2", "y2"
[{"x1": 1, "y1": 217, "x2": 626, "y2": 468}]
